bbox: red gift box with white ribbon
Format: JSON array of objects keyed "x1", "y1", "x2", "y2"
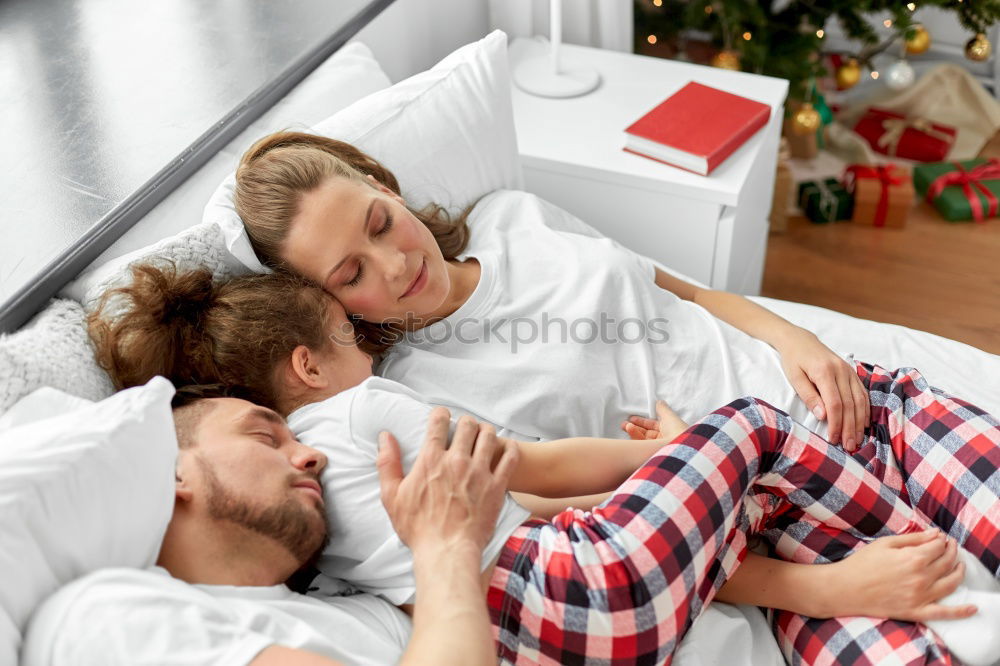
[{"x1": 853, "y1": 107, "x2": 956, "y2": 162}]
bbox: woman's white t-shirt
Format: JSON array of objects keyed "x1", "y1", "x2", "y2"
[
  {"x1": 378, "y1": 189, "x2": 826, "y2": 442},
  {"x1": 287, "y1": 376, "x2": 530, "y2": 606},
  {"x1": 21, "y1": 566, "x2": 411, "y2": 666}
]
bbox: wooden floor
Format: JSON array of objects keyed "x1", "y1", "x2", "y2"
[{"x1": 761, "y1": 202, "x2": 1000, "y2": 355}]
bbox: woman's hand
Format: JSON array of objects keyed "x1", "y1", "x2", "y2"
[
  {"x1": 776, "y1": 328, "x2": 870, "y2": 452},
  {"x1": 650, "y1": 272, "x2": 869, "y2": 451},
  {"x1": 621, "y1": 400, "x2": 689, "y2": 441},
  {"x1": 817, "y1": 530, "x2": 976, "y2": 622}
]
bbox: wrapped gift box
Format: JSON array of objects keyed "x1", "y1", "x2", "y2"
[
  {"x1": 853, "y1": 107, "x2": 956, "y2": 162},
  {"x1": 913, "y1": 158, "x2": 1000, "y2": 222},
  {"x1": 797, "y1": 178, "x2": 853, "y2": 223},
  {"x1": 843, "y1": 164, "x2": 914, "y2": 228}
]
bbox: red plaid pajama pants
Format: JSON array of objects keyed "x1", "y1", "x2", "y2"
[
  {"x1": 768, "y1": 362, "x2": 1000, "y2": 665},
  {"x1": 486, "y1": 362, "x2": 1000, "y2": 665}
]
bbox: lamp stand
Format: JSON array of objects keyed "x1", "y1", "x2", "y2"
[{"x1": 512, "y1": 0, "x2": 600, "y2": 98}]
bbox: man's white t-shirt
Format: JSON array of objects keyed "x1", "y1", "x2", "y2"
[
  {"x1": 287, "y1": 376, "x2": 530, "y2": 606},
  {"x1": 379, "y1": 189, "x2": 828, "y2": 442},
  {"x1": 21, "y1": 566, "x2": 411, "y2": 666}
]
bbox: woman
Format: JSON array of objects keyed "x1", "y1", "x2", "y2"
[
  {"x1": 233, "y1": 133, "x2": 867, "y2": 445},
  {"x1": 90, "y1": 264, "x2": 1000, "y2": 665},
  {"x1": 231, "y1": 132, "x2": 999, "y2": 663}
]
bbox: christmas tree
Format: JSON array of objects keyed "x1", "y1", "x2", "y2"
[{"x1": 635, "y1": 0, "x2": 1000, "y2": 101}]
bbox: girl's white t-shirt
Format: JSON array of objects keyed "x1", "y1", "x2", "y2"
[
  {"x1": 378, "y1": 189, "x2": 827, "y2": 442},
  {"x1": 287, "y1": 376, "x2": 530, "y2": 606},
  {"x1": 21, "y1": 566, "x2": 411, "y2": 666}
]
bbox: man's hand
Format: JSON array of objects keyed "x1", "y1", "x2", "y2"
[
  {"x1": 818, "y1": 530, "x2": 975, "y2": 621},
  {"x1": 376, "y1": 407, "x2": 512, "y2": 666},
  {"x1": 376, "y1": 408, "x2": 520, "y2": 554},
  {"x1": 621, "y1": 400, "x2": 689, "y2": 441},
  {"x1": 776, "y1": 329, "x2": 871, "y2": 452}
]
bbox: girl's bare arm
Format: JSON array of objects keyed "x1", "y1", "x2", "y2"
[{"x1": 510, "y1": 491, "x2": 613, "y2": 520}]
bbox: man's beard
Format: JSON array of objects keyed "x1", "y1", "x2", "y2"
[{"x1": 198, "y1": 458, "x2": 329, "y2": 567}]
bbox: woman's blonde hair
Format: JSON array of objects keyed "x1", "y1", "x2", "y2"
[
  {"x1": 233, "y1": 131, "x2": 474, "y2": 268},
  {"x1": 233, "y1": 131, "x2": 480, "y2": 351},
  {"x1": 88, "y1": 263, "x2": 337, "y2": 411}
]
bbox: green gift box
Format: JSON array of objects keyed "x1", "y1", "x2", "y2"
[
  {"x1": 913, "y1": 158, "x2": 1000, "y2": 222},
  {"x1": 797, "y1": 178, "x2": 853, "y2": 223}
]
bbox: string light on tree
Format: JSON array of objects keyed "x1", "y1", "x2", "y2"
[{"x1": 966, "y1": 33, "x2": 992, "y2": 61}]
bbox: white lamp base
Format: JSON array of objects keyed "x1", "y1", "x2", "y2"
[{"x1": 513, "y1": 54, "x2": 601, "y2": 98}]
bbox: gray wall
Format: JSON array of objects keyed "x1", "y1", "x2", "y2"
[{"x1": 355, "y1": 0, "x2": 490, "y2": 83}]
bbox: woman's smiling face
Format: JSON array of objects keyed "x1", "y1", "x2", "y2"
[{"x1": 281, "y1": 175, "x2": 451, "y2": 324}]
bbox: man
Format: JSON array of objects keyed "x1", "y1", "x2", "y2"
[{"x1": 22, "y1": 387, "x2": 518, "y2": 665}]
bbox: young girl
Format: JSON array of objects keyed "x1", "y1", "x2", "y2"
[{"x1": 90, "y1": 263, "x2": 1000, "y2": 666}]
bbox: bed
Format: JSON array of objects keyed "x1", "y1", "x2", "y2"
[{"x1": 2, "y1": 29, "x2": 999, "y2": 666}]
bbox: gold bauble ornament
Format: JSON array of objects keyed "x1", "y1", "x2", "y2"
[
  {"x1": 966, "y1": 33, "x2": 992, "y2": 62},
  {"x1": 710, "y1": 50, "x2": 741, "y2": 70},
  {"x1": 791, "y1": 102, "x2": 822, "y2": 136},
  {"x1": 905, "y1": 25, "x2": 931, "y2": 55},
  {"x1": 835, "y1": 59, "x2": 862, "y2": 89}
]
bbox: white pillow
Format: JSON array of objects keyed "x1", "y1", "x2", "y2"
[
  {"x1": 0, "y1": 377, "x2": 177, "y2": 664},
  {"x1": 59, "y1": 40, "x2": 392, "y2": 298},
  {"x1": 0, "y1": 388, "x2": 94, "y2": 432},
  {"x1": 204, "y1": 29, "x2": 523, "y2": 272},
  {"x1": 0, "y1": 299, "x2": 114, "y2": 414},
  {"x1": 68, "y1": 221, "x2": 249, "y2": 314}
]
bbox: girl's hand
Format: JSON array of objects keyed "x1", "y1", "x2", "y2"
[
  {"x1": 621, "y1": 400, "x2": 689, "y2": 441},
  {"x1": 776, "y1": 328, "x2": 871, "y2": 452},
  {"x1": 818, "y1": 530, "x2": 976, "y2": 622}
]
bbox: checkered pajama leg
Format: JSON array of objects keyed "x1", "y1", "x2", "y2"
[
  {"x1": 858, "y1": 363, "x2": 1000, "y2": 571},
  {"x1": 768, "y1": 362, "x2": 1000, "y2": 666},
  {"x1": 487, "y1": 396, "x2": 934, "y2": 666}
]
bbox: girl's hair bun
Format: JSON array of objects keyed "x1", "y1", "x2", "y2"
[
  {"x1": 88, "y1": 262, "x2": 221, "y2": 390},
  {"x1": 88, "y1": 261, "x2": 339, "y2": 412}
]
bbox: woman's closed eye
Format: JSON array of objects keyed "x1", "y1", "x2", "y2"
[
  {"x1": 343, "y1": 213, "x2": 393, "y2": 287},
  {"x1": 376, "y1": 213, "x2": 393, "y2": 237},
  {"x1": 346, "y1": 263, "x2": 364, "y2": 287}
]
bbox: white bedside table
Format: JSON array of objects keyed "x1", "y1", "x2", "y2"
[{"x1": 508, "y1": 38, "x2": 789, "y2": 295}]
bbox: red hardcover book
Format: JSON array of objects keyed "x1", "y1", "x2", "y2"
[{"x1": 624, "y1": 81, "x2": 771, "y2": 176}]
